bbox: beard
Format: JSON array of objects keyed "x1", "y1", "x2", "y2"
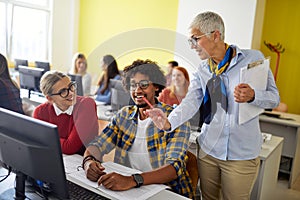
[{"x1": 136, "y1": 103, "x2": 148, "y2": 108}]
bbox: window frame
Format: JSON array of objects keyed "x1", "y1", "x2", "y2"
[{"x1": 0, "y1": 0, "x2": 52, "y2": 61}]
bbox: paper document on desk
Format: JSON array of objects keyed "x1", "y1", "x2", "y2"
[
  {"x1": 238, "y1": 58, "x2": 269, "y2": 125},
  {"x1": 68, "y1": 161, "x2": 167, "y2": 200},
  {"x1": 63, "y1": 154, "x2": 83, "y2": 174}
]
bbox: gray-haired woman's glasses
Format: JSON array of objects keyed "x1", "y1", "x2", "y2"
[{"x1": 188, "y1": 31, "x2": 215, "y2": 47}]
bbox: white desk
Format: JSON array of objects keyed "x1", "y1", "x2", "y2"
[
  {"x1": 251, "y1": 136, "x2": 283, "y2": 200},
  {"x1": 189, "y1": 133, "x2": 283, "y2": 200},
  {"x1": 0, "y1": 163, "x2": 189, "y2": 200},
  {"x1": 259, "y1": 111, "x2": 300, "y2": 189},
  {"x1": 64, "y1": 155, "x2": 190, "y2": 200},
  {"x1": 96, "y1": 104, "x2": 114, "y2": 121}
]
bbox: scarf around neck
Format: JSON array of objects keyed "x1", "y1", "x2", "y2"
[{"x1": 200, "y1": 44, "x2": 234, "y2": 125}]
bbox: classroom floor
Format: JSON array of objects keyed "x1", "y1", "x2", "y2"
[{"x1": 274, "y1": 173, "x2": 300, "y2": 200}]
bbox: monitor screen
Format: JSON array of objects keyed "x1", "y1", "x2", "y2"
[
  {"x1": 110, "y1": 79, "x2": 133, "y2": 112},
  {"x1": 0, "y1": 108, "x2": 69, "y2": 199},
  {"x1": 35, "y1": 61, "x2": 50, "y2": 72},
  {"x1": 18, "y1": 66, "x2": 45, "y2": 97},
  {"x1": 14, "y1": 59, "x2": 28, "y2": 71},
  {"x1": 67, "y1": 74, "x2": 84, "y2": 96}
]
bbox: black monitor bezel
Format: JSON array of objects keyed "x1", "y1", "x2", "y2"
[{"x1": 0, "y1": 108, "x2": 69, "y2": 199}]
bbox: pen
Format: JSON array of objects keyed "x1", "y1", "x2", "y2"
[{"x1": 142, "y1": 97, "x2": 154, "y2": 109}]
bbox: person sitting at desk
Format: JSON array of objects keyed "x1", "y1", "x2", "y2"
[
  {"x1": 0, "y1": 53, "x2": 24, "y2": 114},
  {"x1": 82, "y1": 59, "x2": 194, "y2": 199},
  {"x1": 69, "y1": 52, "x2": 92, "y2": 96},
  {"x1": 158, "y1": 66, "x2": 190, "y2": 106},
  {"x1": 95, "y1": 55, "x2": 121, "y2": 104},
  {"x1": 33, "y1": 70, "x2": 98, "y2": 155}
]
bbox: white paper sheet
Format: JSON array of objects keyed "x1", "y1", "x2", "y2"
[
  {"x1": 63, "y1": 154, "x2": 83, "y2": 174},
  {"x1": 238, "y1": 58, "x2": 269, "y2": 125},
  {"x1": 67, "y1": 160, "x2": 167, "y2": 200}
]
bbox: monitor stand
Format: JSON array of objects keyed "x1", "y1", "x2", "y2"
[{"x1": 0, "y1": 172, "x2": 45, "y2": 200}]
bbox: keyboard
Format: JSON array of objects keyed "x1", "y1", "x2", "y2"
[{"x1": 67, "y1": 180, "x2": 110, "y2": 200}]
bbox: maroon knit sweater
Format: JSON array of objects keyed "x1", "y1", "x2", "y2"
[{"x1": 33, "y1": 96, "x2": 98, "y2": 155}]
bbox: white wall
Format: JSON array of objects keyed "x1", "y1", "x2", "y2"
[
  {"x1": 174, "y1": 0, "x2": 258, "y2": 74},
  {"x1": 50, "y1": 0, "x2": 79, "y2": 72}
]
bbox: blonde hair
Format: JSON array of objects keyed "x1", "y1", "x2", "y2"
[
  {"x1": 40, "y1": 70, "x2": 69, "y2": 96},
  {"x1": 70, "y1": 53, "x2": 87, "y2": 74}
]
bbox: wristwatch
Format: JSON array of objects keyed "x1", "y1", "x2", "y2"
[{"x1": 132, "y1": 174, "x2": 144, "y2": 188}]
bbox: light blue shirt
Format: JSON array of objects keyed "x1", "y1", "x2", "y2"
[{"x1": 169, "y1": 45, "x2": 280, "y2": 160}]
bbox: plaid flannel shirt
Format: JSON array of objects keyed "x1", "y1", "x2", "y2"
[{"x1": 89, "y1": 101, "x2": 194, "y2": 198}]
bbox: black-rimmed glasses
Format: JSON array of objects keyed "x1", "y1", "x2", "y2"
[
  {"x1": 50, "y1": 81, "x2": 77, "y2": 98},
  {"x1": 129, "y1": 80, "x2": 152, "y2": 91},
  {"x1": 188, "y1": 31, "x2": 215, "y2": 46}
]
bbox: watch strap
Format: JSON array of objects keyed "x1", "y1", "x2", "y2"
[{"x1": 132, "y1": 173, "x2": 144, "y2": 188}]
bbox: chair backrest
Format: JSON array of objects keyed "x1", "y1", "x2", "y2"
[{"x1": 186, "y1": 151, "x2": 199, "y2": 194}]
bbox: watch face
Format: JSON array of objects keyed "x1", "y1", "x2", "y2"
[{"x1": 133, "y1": 174, "x2": 144, "y2": 187}]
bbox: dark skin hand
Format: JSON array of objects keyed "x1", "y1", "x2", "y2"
[
  {"x1": 85, "y1": 161, "x2": 106, "y2": 182},
  {"x1": 98, "y1": 172, "x2": 136, "y2": 191},
  {"x1": 85, "y1": 160, "x2": 137, "y2": 191}
]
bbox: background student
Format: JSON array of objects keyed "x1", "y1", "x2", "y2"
[
  {"x1": 70, "y1": 52, "x2": 92, "y2": 96},
  {"x1": 33, "y1": 70, "x2": 98, "y2": 155},
  {"x1": 158, "y1": 66, "x2": 190, "y2": 106},
  {"x1": 82, "y1": 59, "x2": 194, "y2": 199},
  {"x1": 165, "y1": 60, "x2": 178, "y2": 87},
  {"x1": 147, "y1": 11, "x2": 280, "y2": 200},
  {"x1": 95, "y1": 54, "x2": 121, "y2": 104},
  {"x1": 0, "y1": 53, "x2": 24, "y2": 114}
]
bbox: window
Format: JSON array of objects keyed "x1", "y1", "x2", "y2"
[{"x1": 0, "y1": 0, "x2": 51, "y2": 61}]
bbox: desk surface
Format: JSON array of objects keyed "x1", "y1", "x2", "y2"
[
  {"x1": 260, "y1": 135, "x2": 284, "y2": 160},
  {"x1": 260, "y1": 111, "x2": 300, "y2": 127},
  {"x1": 259, "y1": 111, "x2": 300, "y2": 189}
]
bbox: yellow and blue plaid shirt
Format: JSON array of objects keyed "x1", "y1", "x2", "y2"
[{"x1": 89, "y1": 101, "x2": 194, "y2": 199}]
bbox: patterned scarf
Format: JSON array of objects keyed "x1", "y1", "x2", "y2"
[{"x1": 200, "y1": 44, "x2": 233, "y2": 125}]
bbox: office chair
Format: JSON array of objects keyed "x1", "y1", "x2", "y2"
[{"x1": 186, "y1": 151, "x2": 199, "y2": 196}]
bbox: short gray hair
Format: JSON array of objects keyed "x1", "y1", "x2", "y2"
[
  {"x1": 189, "y1": 11, "x2": 225, "y2": 41},
  {"x1": 40, "y1": 70, "x2": 69, "y2": 96}
]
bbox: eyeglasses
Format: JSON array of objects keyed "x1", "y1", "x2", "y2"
[
  {"x1": 129, "y1": 80, "x2": 152, "y2": 91},
  {"x1": 188, "y1": 31, "x2": 215, "y2": 46},
  {"x1": 50, "y1": 81, "x2": 77, "y2": 98}
]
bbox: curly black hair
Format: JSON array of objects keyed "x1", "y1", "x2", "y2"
[{"x1": 122, "y1": 59, "x2": 166, "y2": 97}]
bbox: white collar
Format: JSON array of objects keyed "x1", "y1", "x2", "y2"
[{"x1": 53, "y1": 103, "x2": 74, "y2": 116}]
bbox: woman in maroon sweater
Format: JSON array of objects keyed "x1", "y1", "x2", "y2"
[{"x1": 33, "y1": 71, "x2": 98, "y2": 155}]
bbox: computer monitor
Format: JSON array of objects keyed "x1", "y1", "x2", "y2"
[
  {"x1": 67, "y1": 73, "x2": 84, "y2": 96},
  {"x1": 0, "y1": 107, "x2": 69, "y2": 199},
  {"x1": 14, "y1": 59, "x2": 28, "y2": 71},
  {"x1": 18, "y1": 66, "x2": 45, "y2": 98},
  {"x1": 110, "y1": 79, "x2": 132, "y2": 112},
  {"x1": 35, "y1": 61, "x2": 50, "y2": 72}
]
